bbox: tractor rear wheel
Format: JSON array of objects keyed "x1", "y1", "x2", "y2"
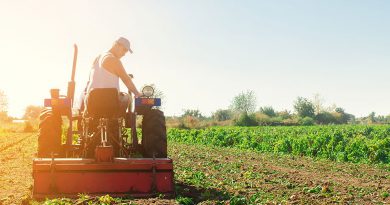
[
  {"x1": 142, "y1": 109, "x2": 167, "y2": 158},
  {"x1": 38, "y1": 109, "x2": 62, "y2": 157}
]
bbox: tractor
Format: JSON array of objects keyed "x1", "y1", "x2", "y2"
[{"x1": 32, "y1": 45, "x2": 174, "y2": 198}]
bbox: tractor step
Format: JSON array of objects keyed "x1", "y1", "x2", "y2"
[{"x1": 32, "y1": 158, "x2": 174, "y2": 199}]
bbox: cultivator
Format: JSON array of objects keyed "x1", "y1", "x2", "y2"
[
  {"x1": 33, "y1": 158, "x2": 174, "y2": 198},
  {"x1": 32, "y1": 45, "x2": 174, "y2": 198}
]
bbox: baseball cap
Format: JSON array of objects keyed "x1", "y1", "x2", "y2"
[{"x1": 116, "y1": 37, "x2": 133, "y2": 54}]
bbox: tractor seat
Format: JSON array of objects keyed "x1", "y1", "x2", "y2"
[{"x1": 85, "y1": 88, "x2": 120, "y2": 119}]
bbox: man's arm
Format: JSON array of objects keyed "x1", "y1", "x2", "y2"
[{"x1": 102, "y1": 56, "x2": 141, "y2": 97}]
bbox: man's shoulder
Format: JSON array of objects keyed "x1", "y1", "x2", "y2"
[
  {"x1": 101, "y1": 53, "x2": 123, "y2": 76},
  {"x1": 102, "y1": 53, "x2": 120, "y2": 65},
  {"x1": 101, "y1": 52, "x2": 116, "y2": 60}
]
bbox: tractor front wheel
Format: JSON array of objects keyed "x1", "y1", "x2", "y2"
[
  {"x1": 37, "y1": 109, "x2": 62, "y2": 157},
  {"x1": 142, "y1": 109, "x2": 167, "y2": 158}
]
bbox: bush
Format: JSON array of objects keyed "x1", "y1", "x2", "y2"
[
  {"x1": 23, "y1": 121, "x2": 34, "y2": 132},
  {"x1": 0, "y1": 111, "x2": 12, "y2": 123},
  {"x1": 166, "y1": 116, "x2": 184, "y2": 128},
  {"x1": 277, "y1": 110, "x2": 292, "y2": 120},
  {"x1": 212, "y1": 109, "x2": 232, "y2": 121},
  {"x1": 256, "y1": 113, "x2": 284, "y2": 126},
  {"x1": 234, "y1": 113, "x2": 257, "y2": 126},
  {"x1": 184, "y1": 116, "x2": 200, "y2": 128},
  {"x1": 299, "y1": 117, "x2": 314, "y2": 126},
  {"x1": 259, "y1": 106, "x2": 276, "y2": 117},
  {"x1": 255, "y1": 113, "x2": 270, "y2": 125},
  {"x1": 315, "y1": 112, "x2": 337, "y2": 124}
]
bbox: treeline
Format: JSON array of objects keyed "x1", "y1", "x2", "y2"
[
  {"x1": 1, "y1": 89, "x2": 390, "y2": 128},
  {"x1": 167, "y1": 91, "x2": 390, "y2": 128}
]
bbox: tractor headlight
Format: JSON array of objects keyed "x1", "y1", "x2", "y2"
[{"x1": 142, "y1": 85, "x2": 154, "y2": 97}]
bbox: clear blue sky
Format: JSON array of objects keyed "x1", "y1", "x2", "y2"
[{"x1": 0, "y1": 0, "x2": 390, "y2": 118}]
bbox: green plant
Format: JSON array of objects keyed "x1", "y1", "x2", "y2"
[
  {"x1": 229, "y1": 195, "x2": 247, "y2": 205},
  {"x1": 176, "y1": 196, "x2": 194, "y2": 205},
  {"x1": 168, "y1": 125, "x2": 390, "y2": 164},
  {"x1": 98, "y1": 194, "x2": 114, "y2": 205},
  {"x1": 382, "y1": 191, "x2": 389, "y2": 198},
  {"x1": 43, "y1": 198, "x2": 73, "y2": 205}
]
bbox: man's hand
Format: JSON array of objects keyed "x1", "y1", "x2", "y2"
[
  {"x1": 134, "y1": 93, "x2": 142, "y2": 98},
  {"x1": 131, "y1": 91, "x2": 142, "y2": 98}
]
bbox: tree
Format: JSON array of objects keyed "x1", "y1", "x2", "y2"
[
  {"x1": 0, "y1": 90, "x2": 7, "y2": 113},
  {"x1": 23, "y1": 105, "x2": 44, "y2": 120},
  {"x1": 312, "y1": 93, "x2": 325, "y2": 115},
  {"x1": 259, "y1": 106, "x2": 276, "y2": 117},
  {"x1": 181, "y1": 109, "x2": 203, "y2": 118},
  {"x1": 385, "y1": 115, "x2": 390, "y2": 124},
  {"x1": 333, "y1": 107, "x2": 354, "y2": 124},
  {"x1": 335, "y1": 107, "x2": 345, "y2": 114},
  {"x1": 212, "y1": 109, "x2": 232, "y2": 121},
  {"x1": 230, "y1": 90, "x2": 257, "y2": 114},
  {"x1": 0, "y1": 90, "x2": 8, "y2": 121},
  {"x1": 294, "y1": 97, "x2": 315, "y2": 118},
  {"x1": 368, "y1": 112, "x2": 376, "y2": 123}
]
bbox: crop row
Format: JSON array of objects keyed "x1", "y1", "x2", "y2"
[{"x1": 167, "y1": 125, "x2": 390, "y2": 164}]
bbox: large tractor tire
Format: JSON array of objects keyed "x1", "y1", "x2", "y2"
[
  {"x1": 38, "y1": 109, "x2": 62, "y2": 157},
  {"x1": 142, "y1": 109, "x2": 167, "y2": 158}
]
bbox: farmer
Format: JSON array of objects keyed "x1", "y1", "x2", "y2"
[{"x1": 80, "y1": 37, "x2": 142, "y2": 113}]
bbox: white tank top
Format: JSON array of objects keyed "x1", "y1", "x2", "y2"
[{"x1": 86, "y1": 52, "x2": 120, "y2": 93}]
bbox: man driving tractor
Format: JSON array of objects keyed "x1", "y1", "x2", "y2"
[
  {"x1": 34, "y1": 39, "x2": 172, "y2": 198},
  {"x1": 80, "y1": 37, "x2": 142, "y2": 113}
]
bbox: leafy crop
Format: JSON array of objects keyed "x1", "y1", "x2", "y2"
[{"x1": 168, "y1": 125, "x2": 390, "y2": 164}]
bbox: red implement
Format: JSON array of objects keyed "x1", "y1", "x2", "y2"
[{"x1": 32, "y1": 158, "x2": 174, "y2": 198}]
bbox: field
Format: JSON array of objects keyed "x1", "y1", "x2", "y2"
[
  {"x1": 168, "y1": 125, "x2": 390, "y2": 164},
  {"x1": 0, "y1": 125, "x2": 389, "y2": 204}
]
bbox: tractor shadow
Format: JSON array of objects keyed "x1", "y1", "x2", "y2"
[{"x1": 175, "y1": 181, "x2": 231, "y2": 203}]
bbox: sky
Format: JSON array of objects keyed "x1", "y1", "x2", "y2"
[{"x1": 0, "y1": 0, "x2": 390, "y2": 118}]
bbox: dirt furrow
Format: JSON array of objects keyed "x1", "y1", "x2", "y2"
[
  {"x1": 0, "y1": 133, "x2": 35, "y2": 153},
  {"x1": 0, "y1": 133, "x2": 37, "y2": 205}
]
